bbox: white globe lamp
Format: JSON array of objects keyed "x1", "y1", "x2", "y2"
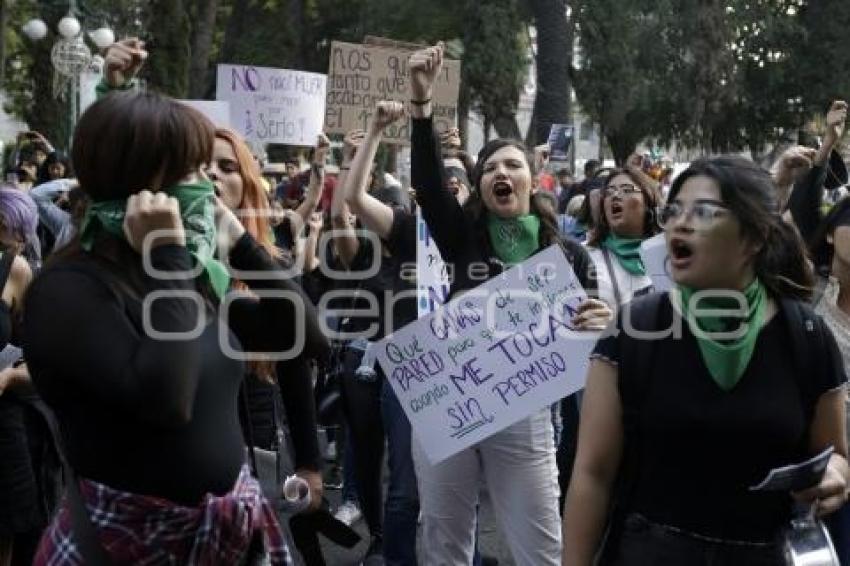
[
  {"x1": 57, "y1": 15, "x2": 81, "y2": 39},
  {"x1": 22, "y1": 19, "x2": 48, "y2": 41},
  {"x1": 88, "y1": 27, "x2": 115, "y2": 49}
]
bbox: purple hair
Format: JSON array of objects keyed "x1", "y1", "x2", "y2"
[{"x1": 0, "y1": 184, "x2": 38, "y2": 247}]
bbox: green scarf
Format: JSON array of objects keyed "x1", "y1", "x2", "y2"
[
  {"x1": 79, "y1": 180, "x2": 230, "y2": 299},
  {"x1": 487, "y1": 214, "x2": 541, "y2": 266},
  {"x1": 602, "y1": 234, "x2": 646, "y2": 276},
  {"x1": 676, "y1": 278, "x2": 767, "y2": 391}
]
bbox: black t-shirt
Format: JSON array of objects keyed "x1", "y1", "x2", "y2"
[
  {"x1": 324, "y1": 209, "x2": 417, "y2": 341},
  {"x1": 593, "y1": 294, "x2": 845, "y2": 542}
]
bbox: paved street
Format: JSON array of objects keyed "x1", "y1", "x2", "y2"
[{"x1": 320, "y1": 485, "x2": 515, "y2": 565}]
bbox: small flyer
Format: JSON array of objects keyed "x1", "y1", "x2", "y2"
[{"x1": 749, "y1": 446, "x2": 834, "y2": 492}]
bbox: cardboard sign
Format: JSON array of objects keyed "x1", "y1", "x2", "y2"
[
  {"x1": 216, "y1": 64, "x2": 327, "y2": 146},
  {"x1": 416, "y1": 210, "x2": 450, "y2": 317},
  {"x1": 547, "y1": 124, "x2": 574, "y2": 161},
  {"x1": 178, "y1": 100, "x2": 231, "y2": 129},
  {"x1": 640, "y1": 233, "x2": 672, "y2": 293},
  {"x1": 325, "y1": 41, "x2": 461, "y2": 144},
  {"x1": 377, "y1": 245, "x2": 598, "y2": 464}
]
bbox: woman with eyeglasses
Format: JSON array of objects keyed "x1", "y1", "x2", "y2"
[
  {"x1": 562, "y1": 157, "x2": 848, "y2": 565},
  {"x1": 584, "y1": 169, "x2": 660, "y2": 309}
]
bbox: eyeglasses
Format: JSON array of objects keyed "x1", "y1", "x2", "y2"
[
  {"x1": 658, "y1": 201, "x2": 730, "y2": 230},
  {"x1": 603, "y1": 183, "x2": 642, "y2": 198}
]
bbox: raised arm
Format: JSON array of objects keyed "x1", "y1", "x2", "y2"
[
  {"x1": 331, "y1": 129, "x2": 364, "y2": 266},
  {"x1": 774, "y1": 100, "x2": 847, "y2": 243},
  {"x1": 96, "y1": 38, "x2": 146, "y2": 97},
  {"x1": 408, "y1": 42, "x2": 467, "y2": 261},
  {"x1": 344, "y1": 102, "x2": 404, "y2": 239},
  {"x1": 292, "y1": 134, "x2": 330, "y2": 232},
  {"x1": 215, "y1": 197, "x2": 329, "y2": 361},
  {"x1": 562, "y1": 359, "x2": 624, "y2": 566},
  {"x1": 625, "y1": 153, "x2": 662, "y2": 203},
  {"x1": 302, "y1": 211, "x2": 324, "y2": 273},
  {"x1": 30, "y1": 179, "x2": 74, "y2": 237}
]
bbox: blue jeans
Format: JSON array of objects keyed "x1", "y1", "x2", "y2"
[{"x1": 380, "y1": 377, "x2": 420, "y2": 565}]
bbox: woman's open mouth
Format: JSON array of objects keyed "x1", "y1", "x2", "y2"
[
  {"x1": 493, "y1": 181, "x2": 513, "y2": 201},
  {"x1": 669, "y1": 238, "x2": 694, "y2": 268},
  {"x1": 610, "y1": 201, "x2": 624, "y2": 218}
]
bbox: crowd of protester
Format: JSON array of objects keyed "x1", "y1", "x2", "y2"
[{"x1": 0, "y1": 37, "x2": 847, "y2": 566}]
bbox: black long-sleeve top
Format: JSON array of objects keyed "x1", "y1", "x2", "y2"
[
  {"x1": 24, "y1": 233, "x2": 328, "y2": 505},
  {"x1": 789, "y1": 164, "x2": 828, "y2": 249},
  {"x1": 411, "y1": 116, "x2": 597, "y2": 295}
]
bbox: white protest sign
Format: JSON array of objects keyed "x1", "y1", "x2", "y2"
[
  {"x1": 640, "y1": 233, "x2": 672, "y2": 293},
  {"x1": 178, "y1": 100, "x2": 231, "y2": 129},
  {"x1": 377, "y1": 245, "x2": 598, "y2": 464},
  {"x1": 416, "y1": 210, "x2": 450, "y2": 317},
  {"x1": 216, "y1": 64, "x2": 327, "y2": 146}
]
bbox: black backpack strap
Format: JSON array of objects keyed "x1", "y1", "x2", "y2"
[
  {"x1": 601, "y1": 248, "x2": 623, "y2": 306},
  {"x1": 781, "y1": 297, "x2": 828, "y2": 421},
  {"x1": 0, "y1": 250, "x2": 16, "y2": 292}
]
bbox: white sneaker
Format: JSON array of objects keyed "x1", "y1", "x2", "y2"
[{"x1": 334, "y1": 501, "x2": 363, "y2": 526}]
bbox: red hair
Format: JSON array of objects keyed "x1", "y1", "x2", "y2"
[
  {"x1": 214, "y1": 128, "x2": 278, "y2": 258},
  {"x1": 215, "y1": 129, "x2": 281, "y2": 381}
]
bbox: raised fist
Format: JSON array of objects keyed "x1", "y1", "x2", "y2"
[
  {"x1": 104, "y1": 38, "x2": 147, "y2": 88},
  {"x1": 342, "y1": 129, "x2": 366, "y2": 163},
  {"x1": 313, "y1": 133, "x2": 331, "y2": 166},
  {"x1": 773, "y1": 145, "x2": 817, "y2": 188},
  {"x1": 409, "y1": 42, "x2": 444, "y2": 102},
  {"x1": 371, "y1": 101, "x2": 405, "y2": 132},
  {"x1": 122, "y1": 190, "x2": 184, "y2": 253}
]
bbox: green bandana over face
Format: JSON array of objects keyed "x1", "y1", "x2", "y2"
[
  {"x1": 487, "y1": 214, "x2": 541, "y2": 266},
  {"x1": 675, "y1": 278, "x2": 766, "y2": 391},
  {"x1": 79, "y1": 180, "x2": 230, "y2": 299},
  {"x1": 602, "y1": 234, "x2": 646, "y2": 276}
]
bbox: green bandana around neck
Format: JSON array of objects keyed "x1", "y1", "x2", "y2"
[
  {"x1": 487, "y1": 213, "x2": 541, "y2": 266},
  {"x1": 602, "y1": 234, "x2": 646, "y2": 276},
  {"x1": 675, "y1": 278, "x2": 766, "y2": 391},
  {"x1": 79, "y1": 180, "x2": 230, "y2": 299}
]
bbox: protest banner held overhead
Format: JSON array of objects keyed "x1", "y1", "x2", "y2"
[
  {"x1": 547, "y1": 124, "x2": 574, "y2": 161},
  {"x1": 376, "y1": 245, "x2": 599, "y2": 464},
  {"x1": 216, "y1": 64, "x2": 327, "y2": 146},
  {"x1": 325, "y1": 40, "x2": 461, "y2": 144}
]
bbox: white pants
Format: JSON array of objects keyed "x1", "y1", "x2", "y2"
[{"x1": 412, "y1": 409, "x2": 562, "y2": 566}]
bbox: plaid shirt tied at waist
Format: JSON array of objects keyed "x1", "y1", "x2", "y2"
[{"x1": 34, "y1": 463, "x2": 293, "y2": 565}]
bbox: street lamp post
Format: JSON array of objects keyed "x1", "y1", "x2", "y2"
[{"x1": 22, "y1": 0, "x2": 114, "y2": 148}]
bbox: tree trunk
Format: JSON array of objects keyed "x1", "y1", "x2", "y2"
[
  {"x1": 145, "y1": 0, "x2": 192, "y2": 97},
  {"x1": 220, "y1": 0, "x2": 248, "y2": 65},
  {"x1": 187, "y1": 0, "x2": 219, "y2": 99},
  {"x1": 493, "y1": 112, "x2": 522, "y2": 140},
  {"x1": 0, "y1": 0, "x2": 7, "y2": 88},
  {"x1": 288, "y1": 0, "x2": 309, "y2": 69},
  {"x1": 527, "y1": 0, "x2": 571, "y2": 147}
]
